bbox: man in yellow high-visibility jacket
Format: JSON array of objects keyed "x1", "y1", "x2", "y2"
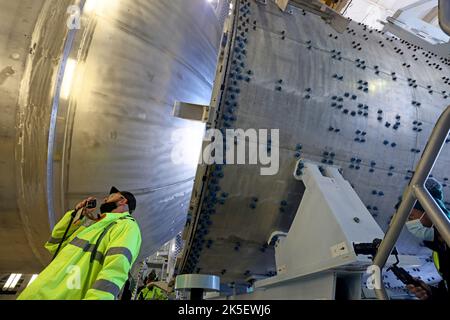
[
  {"x1": 18, "y1": 187, "x2": 142, "y2": 300},
  {"x1": 403, "y1": 178, "x2": 449, "y2": 300}
]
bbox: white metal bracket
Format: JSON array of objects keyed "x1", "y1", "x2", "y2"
[{"x1": 173, "y1": 101, "x2": 209, "y2": 122}]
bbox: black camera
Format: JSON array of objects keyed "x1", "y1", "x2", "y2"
[{"x1": 86, "y1": 199, "x2": 97, "y2": 209}]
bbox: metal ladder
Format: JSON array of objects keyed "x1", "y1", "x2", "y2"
[{"x1": 373, "y1": 105, "x2": 450, "y2": 300}]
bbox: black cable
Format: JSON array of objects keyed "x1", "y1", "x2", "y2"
[{"x1": 52, "y1": 208, "x2": 80, "y2": 261}]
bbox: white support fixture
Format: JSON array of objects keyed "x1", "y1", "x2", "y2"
[
  {"x1": 173, "y1": 101, "x2": 209, "y2": 122},
  {"x1": 225, "y1": 161, "x2": 420, "y2": 300}
]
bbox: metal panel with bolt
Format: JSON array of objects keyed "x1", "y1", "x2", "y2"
[{"x1": 177, "y1": 0, "x2": 450, "y2": 298}]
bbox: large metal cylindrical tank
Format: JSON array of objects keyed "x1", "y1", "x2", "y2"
[{"x1": 0, "y1": 0, "x2": 222, "y2": 273}]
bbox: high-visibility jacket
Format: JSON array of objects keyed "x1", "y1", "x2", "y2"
[
  {"x1": 18, "y1": 211, "x2": 141, "y2": 300},
  {"x1": 425, "y1": 232, "x2": 449, "y2": 300},
  {"x1": 137, "y1": 286, "x2": 168, "y2": 300}
]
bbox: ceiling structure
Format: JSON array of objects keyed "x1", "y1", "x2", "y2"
[{"x1": 342, "y1": 0, "x2": 441, "y2": 31}]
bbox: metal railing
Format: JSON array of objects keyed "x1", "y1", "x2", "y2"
[{"x1": 372, "y1": 105, "x2": 450, "y2": 300}]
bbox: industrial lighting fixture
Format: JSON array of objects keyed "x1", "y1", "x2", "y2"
[
  {"x1": 60, "y1": 58, "x2": 77, "y2": 100},
  {"x1": 27, "y1": 274, "x2": 38, "y2": 287},
  {"x1": 2, "y1": 273, "x2": 22, "y2": 291}
]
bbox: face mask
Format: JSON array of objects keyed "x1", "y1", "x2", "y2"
[
  {"x1": 406, "y1": 213, "x2": 434, "y2": 241},
  {"x1": 100, "y1": 201, "x2": 118, "y2": 214}
]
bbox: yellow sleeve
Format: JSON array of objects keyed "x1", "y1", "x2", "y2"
[
  {"x1": 44, "y1": 210, "x2": 85, "y2": 255},
  {"x1": 84, "y1": 220, "x2": 142, "y2": 300}
]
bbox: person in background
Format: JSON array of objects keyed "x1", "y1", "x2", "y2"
[
  {"x1": 402, "y1": 178, "x2": 449, "y2": 300},
  {"x1": 137, "y1": 270, "x2": 168, "y2": 300}
]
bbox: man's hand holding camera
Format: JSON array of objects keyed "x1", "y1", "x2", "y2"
[
  {"x1": 75, "y1": 197, "x2": 98, "y2": 220},
  {"x1": 407, "y1": 280, "x2": 432, "y2": 300}
]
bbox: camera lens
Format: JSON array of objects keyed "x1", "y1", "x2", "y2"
[{"x1": 87, "y1": 199, "x2": 97, "y2": 209}]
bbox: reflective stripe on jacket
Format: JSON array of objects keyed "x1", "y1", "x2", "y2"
[{"x1": 18, "y1": 211, "x2": 141, "y2": 300}]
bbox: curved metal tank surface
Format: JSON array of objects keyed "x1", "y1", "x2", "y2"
[
  {"x1": 0, "y1": 0, "x2": 73, "y2": 273},
  {"x1": 0, "y1": 0, "x2": 221, "y2": 273},
  {"x1": 178, "y1": 0, "x2": 450, "y2": 294}
]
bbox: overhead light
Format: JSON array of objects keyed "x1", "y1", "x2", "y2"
[
  {"x1": 84, "y1": 0, "x2": 119, "y2": 15},
  {"x1": 10, "y1": 274, "x2": 22, "y2": 289},
  {"x1": 83, "y1": 0, "x2": 98, "y2": 14},
  {"x1": 3, "y1": 274, "x2": 15, "y2": 290},
  {"x1": 60, "y1": 58, "x2": 77, "y2": 100},
  {"x1": 3, "y1": 273, "x2": 22, "y2": 290},
  {"x1": 27, "y1": 274, "x2": 38, "y2": 287}
]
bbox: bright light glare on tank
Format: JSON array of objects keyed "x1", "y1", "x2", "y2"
[
  {"x1": 183, "y1": 123, "x2": 205, "y2": 166},
  {"x1": 61, "y1": 59, "x2": 77, "y2": 100},
  {"x1": 171, "y1": 123, "x2": 205, "y2": 166},
  {"x1": 368, "y1": 79, "x2": 388, "y2": 93}
]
